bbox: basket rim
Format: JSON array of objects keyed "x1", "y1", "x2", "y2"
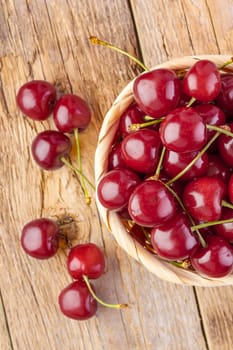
[{"x1": 95, "y1": 54, "x2": 233, "y2": 286}]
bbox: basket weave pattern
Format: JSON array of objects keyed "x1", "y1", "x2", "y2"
[{"x1": 95, "y1": 55, "x2": 233, "y2": 286}]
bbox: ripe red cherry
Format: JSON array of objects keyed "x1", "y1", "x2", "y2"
[
  {"x1": 58, "y1": 280, "x2": 97, "y2": 320},
  {"x1": 217, "y1": 123, "x2": 233, "y2": 167},
  {"x1": 215, "y1": 74, "x2": 233, "y2": 116},
  {"x1": 133, "y1": 69, "x2": 181, "y2": 118},
  {"x1": 119, "y1": 103, "x2": 145, "y2": 137},
  {"x1": 108, "y1": 143, "x2": 129, "y2": 171},
  {"x1": 213, "y1": 208, "x2": 233, "y2": 242},
  {"x1": 128, "y1": 180, "x2": 176, "y2": 227},
  {"x1": 206, "y1": 154, "x2": 231, "y2": 182},
  {"x1": 191, "y1": 235, "x2": 233, "y2": 278},
  {"x1": 151, "y1": 211, "x2": 199, "y2": 260},
  {"x1": 182, "y1": 60, "x2": 221, "y2": 102},
  {"x1": 97, "y1": 169, "x2": 141, "y2": 210},
  {"x1": 121, "y1": 129, "x2": 161, "y2": 174},
  {"x1": 31, "y1": 130, "x2": 72, "y2": 170},
  {"x1": 228, "y1": 174, "x2": 233, "y2": 203},
  {"x1": 183, "y1": 176, "x2": 226, "y2": 222},
  {"x1": 16, "y1": 80, "x2": 56, "y2": 120},
  {"x1": 159, "y1": 107, "x2": 207, "y2": 153},
  {"x1": 163, "y1": 150, "x2": 208, "y2": 181},
  {"x1": 67, "y1": 243, "x2": 105, "y2": 280},
  {"x1": 53, "y1": 94, "x2": 91, "y2": 133},
  {"x1": 21, "y1": 218, "x2": 59, "y2": 259}
]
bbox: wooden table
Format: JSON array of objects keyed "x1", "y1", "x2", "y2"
[{"x1": 1, "y1": 1, "x2": 233, "y2": 349}]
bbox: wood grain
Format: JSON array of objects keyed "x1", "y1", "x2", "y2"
[{"x1": 0, "y1": 0, "x2": 233, "y2": 349}]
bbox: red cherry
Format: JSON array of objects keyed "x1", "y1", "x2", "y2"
[
  {"x1": 67, "y1": 243, "x2": 105, "y2": 280},
  {"x1": 213, "y1": 208, "x2": 233, "y2": 242},
  {"x1": 183, "y1": 176, "x2": 226, "y2": 222},
  {"x1": 151, "y1": 211, "x2": 199, "y2": 260},
  {"x1": 53, "y1": 94, "x2": 91, "y2": 133},
  {"x1": 97, "y1": 169, "x2": 141, "y2": 210},
  {"x1": 228, "y1": 174, "x2": 233, "y2": 203},
  {"x1": 121, "y1": 129, "x2": 161, "y2": 174},
  {"x1": 31, "y1": 130, "x2": 72, "y2": 170},
  {"x1": 191, "y1": 235, "x2": 233, "y2": 278},
  {"x1": 119, "y1": 104, "x2": 145, "y2": 137},
  {"x1": 128, "y1": 180, "x2": 176, "y2": 227},
  {"x1": 58, "y1": 280, "x2": 97, "y2": 320},
  {"x1": 21, "y1": 218, "x2": 59, "y2": 259},
  {"x1": 183, "y1": 60, "x2": 221, "y2": 102},
  {"x1": 217, "y1": 123, "x2": 233, "y2": 167},
  {"x1": 108, "y1": 143, "x2": 129, "y2": 171},
  {"x1": 206, "y1": 154, "x2": 231, "y2": 182},
  {"x1": 16, "y1": 80, "x2": 56, "y2": 120},
  {"x1": 159, "y1": 107, "x2": 207, "y2": 153},
  {"x1": 133, "y1": 69, "x2": 181, "y2": 118},
  {"x1": 215, "y1": 74, "x2": 233, "y2": 116}
]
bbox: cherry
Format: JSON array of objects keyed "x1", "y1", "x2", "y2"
[
  {"x1": 121, "y1": 129, "x2": 161, "y2": 174},
  {"x1": 58, "y1": 280, "x2": 97, "y2": 320},
  {"x1": 16, "y1": 80, "x2": 56, "y2": 120},
  {"x1": 163, "y1": 149, "x2": 208, "y2": 181},
  {"x1": 182, "y1": 59, "x2": 221, "y2": 102},
  {"x1": 97, "y1": 169, "x2": 141, "y2": 210},
  {"x1": 159, "y1": 107, "x2": 207, "y2": 153},
  {"x1": 191, "y1": 235, "x2": 233, "y2": 278},
  {"x1": 53, "y1": 94, "x2": 91, "y2": 133},
  {"x1": 217, "y1": 123, "x2": 233, "y2": 167},
  {"x1": 67, "y1": 243, "x2": 105, "y2": 280},
  {"x1": 213, "y1": 208, "x2": 233, "y2": 242},
  {"x1": 128, "y1": 179, "x2": 176, "y2": 227},
  {"x1": 31, "y1": 130, "x2": 72, "y2": 170},
  {"x1": 228, "y1": 174, "x2": 233, "y2": 204},
  {"x1": 206, "y1": 154, "x2": 231, "y2": 182},
  {"x1": 183, "y1": 176, "x2": 226, "y2": 222},
  {"x1": 21, "y1": 218, "x2": 59, "y2": 259},
  {"x1": 215, "y1": 74, "x2": 233, "y2": 116},
  {"x1": 151, "y1": 211, "x2": 199, "y2": 260},
  {"x1": 108, "y1": 143, "x2": 129, "y2": 171},
  {"x1": 119, "y1": 103, "x2": 145, "y2": 137},
  {"x1": 133, "y1": 69, "x2": 181, "y2": 118}
]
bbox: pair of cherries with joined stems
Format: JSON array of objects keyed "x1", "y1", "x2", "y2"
[
  {"x1": 91, "y1": 36, "x2": 233, "y2": 279},
  {"x1": 17, "y1": 80, "x2": 127, "y2": 320}
]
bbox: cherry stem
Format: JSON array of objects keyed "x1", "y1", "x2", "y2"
[
  {"x1": 60, "y1": 157, "x2": 96, "y2": 191},
  {"x1": 166, "y1": 131, "x2": 220, "y2": 186},
  {"x1": 83, "y1": 275, "x2": 128, "y2": 309},
  {"x1": 155, "y1": 146, "x2": 166, "y2": 178},
  {"x1": 219, "y1": 57, "x2": 233, "y2": 70},
  {"x1": 206, "y1": 124, "x2": 233, "y2": 138},
  {"x1": 222, "y1": 200, "x2": 233, "y2": 210},
  {"x1": 141, "y1": 226, "x2": 151, "y2": 243},
  {"x1": 186, "y1": 97, "x2": 196, "y2": 108},
  {"x1": 170, "y1": 260, "x2": 191, "y2": 269},
  {"x1": 191, "y1": 217, "x2": 233, "y2": 231},
  {"x1": 89, "y1": 36, "x2": 149, "y2": 71},
  {"x1": 128, "y1": 117, "x2": 164, "y2": 131},
  {"x1": 74, "y1": 128, "x2": 91, "y2": 205}
]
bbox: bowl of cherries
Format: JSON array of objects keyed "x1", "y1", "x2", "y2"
[{"x1": 95, "y1": 53, "x2": 233, "y2": 286}]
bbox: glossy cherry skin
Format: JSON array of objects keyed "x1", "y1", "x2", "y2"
[
  {"x1": 163, "y1": 150, "x2": 208, "y2": 181},
  {"x1": 128, "y1": 180, "x2": 176, "y2": 227},
  {"x1": 67, "y1": 243, "x2": 105, "y2": 280},
  {"x1": 97, "y1": 169, "x2": 141, "y2": 211},
  {"x1": 206, "y1": 154, "x2": 231, "y2": 182},
  {"x1": 133, "y1": 69, "x2": 181, "y2": 118},
  {"x1": 183, "y1": 176, "x2": 226, "y2": 222},
  {"x1": 183, "y1": 60, "x2": 221, "y2": 102},
  {"x1": 159, "y1": 107, "x2": 207, "y2": 153},
  {"x1": 53, "y1": 94, "x2": 91, "y2": 133},
  {"x1": 217, "y1": 123, "x2": 233, "y2": 167},
  {"x1": 191, "y1": 235, "x2": 233, "y2": 278},
  {"x1": 215, "y1": 74, "x2": 233, "y2": 116},
  {"x1": 119, "y1": 104, "x2": 145, "y2": 137},
  {"x1": 213, "y1": 208, "x2": 233, "y2": 242},
  {"x1": 121, "y1": 129, "x2": 161, "y2": 174},
  {"x1": 16, "y1": 80, "x2": 56, "y2": 120},
  {"x1": 228, "y1": 174, "x2": 233, "y2": 203},
  {"x1": 31, "y1": 130, "x2": 72, "y2": 170},
  {"x1": 151, "y1": 211, "x2": 199, "y2": 260},
  {"x1": 21, "y1": 218, "x2": 59, "y2": 259},
  {"x1": 58, "y1": 280, "x2": 97, "y2": 320},
  {"x1": 108, "y1": 143, "x2": 129, "y2": 171}
]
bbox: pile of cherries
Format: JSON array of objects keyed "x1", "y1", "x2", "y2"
[
  {"x1": 97, "y1": 58, "x2": 233, "y2": 279},
  {"x1": 17, "y1": 80, "x2": 125, "y2": 320}
]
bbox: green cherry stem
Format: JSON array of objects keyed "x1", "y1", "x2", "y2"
[
  {"x1": 83, "y1": 275, "x2": 128, "y2": 309},
  {"x1": 74, "y1": 128, "x2": 91, "y2": 205},
  {"x1": 222, "y1": 200, "x2": 233, "y2": 210},
  {"x1": 166, "y1": 131, "x2": 220, "y2": 186},
  {"x1": 186, "y1": 97, "x2": 196, "y2": 108},
  {"x1": 90, "y1": 36, "x2": 149, "y2": 72},
  {"x1": 128, "y1": 117, "x2": 164, "y2": 131},
  {"x1": 141, "y1": 226, "x2": 151, "y2": 243},
  {"x1": 155, "y1": 146, "x2": 166, "y2": 178},
  {"x1": 206, "y1": 124, "x2": 233, "y2": 138},
  {"x1": 191, "y1": 217, "x2": 233, "y2": 232},
  {"x1": 219, "y1": 57, "x2": 233, "y2": 70},
  {"x1": 60, "y1": 157, "x2": 96, "y2": 191}
]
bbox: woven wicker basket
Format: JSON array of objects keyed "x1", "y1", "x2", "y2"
[{"x1": 95, "y1": 55, "x2": 233, "y2": 286}]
